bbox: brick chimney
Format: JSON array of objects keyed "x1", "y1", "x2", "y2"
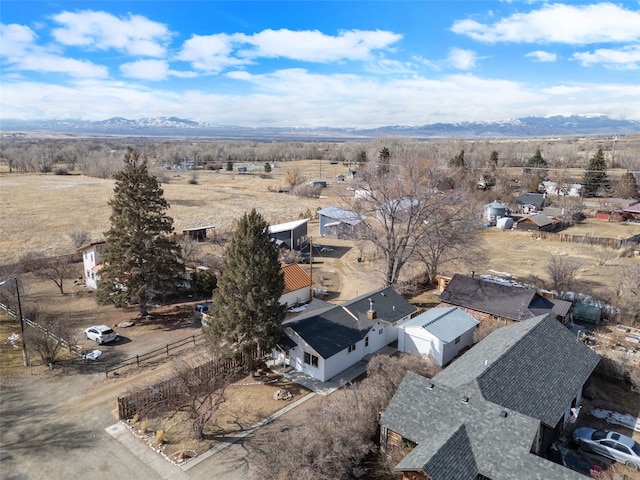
[{"x1": 366, "y1": 298, "x2": 376, "y2": 320}]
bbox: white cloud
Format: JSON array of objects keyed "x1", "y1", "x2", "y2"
[
  {"x1": 0, "y1": 23, "x2": 38, "y2": 56},
  {"x1": 176, "y1": 33, "x2": 246, "y2": 73},
  {"x1": 120, "y1": 60, "x2": 169, "y2": 80},
  {"x1": 1, "y1": 22, "x2": 108, "y2": 78},
  {"x1": 525, "y1": 50, "x2": 557, "y2": 62},
  {"x1": 452, "y1": 3, "x2": 640, "y2": 44},
  {"x1": 572, "y1": 45, "x2": 640, "y2": 69},
  {"x1": 177, "y1": 28, "x2": 402, "y2": 73},
  {"x1": 543, "y1": 85, "x2": 586, "y2": 95},
  {"x1": 2, "y1": 73, "x2": 639, "y2": 126},
  {"x1": 447, "y1": 48, "x2": 478, "y2": 70},
  {"x1": 50, "y1": 10, "x2": 170, "y2": 57},
  {"x1": 236, "y1": 28, "x2": 402, "y2": 62}
]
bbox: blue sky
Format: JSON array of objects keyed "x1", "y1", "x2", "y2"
[{"x1": 1, "y1": 1, "x2": 639, "y2": 127}]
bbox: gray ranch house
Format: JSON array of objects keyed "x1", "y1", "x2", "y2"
[
  {"x1": 439, "y1": 274, "x2": 572, "y2": 323},
  {"x1": 317, "y1": 206, "x2": 365, "y2": 238}
]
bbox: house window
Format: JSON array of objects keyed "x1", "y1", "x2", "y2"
[
  {"x1": 378, "y1": 327, "x2": 384, "y2": 335},
  {"x1": 455, "y1": 336, "x2": 461, "y2": 344},
  {"x1": 348, "y1": 344, "x2": 356, "y2": 353},
  {"x1": 303, "y1": 352, "x2": 319, "y2": 368},
  {"x1": 365, "y1": 336, "x2": 369, "y2": 347}
]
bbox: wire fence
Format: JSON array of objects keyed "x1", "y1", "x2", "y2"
[{"x1": 0, "y1": 301, "x2": 83, "y2": 355}]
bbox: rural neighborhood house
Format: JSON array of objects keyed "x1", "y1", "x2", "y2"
[
  {"x1": 380, "y1": 313, "x2": 600, "y2": 480},
  {"x1": 274, "y1": 287, "x2": 417, "y2": 382}
]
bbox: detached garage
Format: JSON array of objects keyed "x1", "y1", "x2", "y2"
[{"x1": 398, "y1": 307, "x2": 479, "y2": 366}]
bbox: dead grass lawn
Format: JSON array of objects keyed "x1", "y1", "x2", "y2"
[{"x1": 127, "y1": 372, "x2": 310, "y2": 463}]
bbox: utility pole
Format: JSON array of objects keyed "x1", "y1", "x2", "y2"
[
  {"x1": 15, "y1": 276, "x2": 29, "y2": 366},
  {"x1": 308, "y1": 238, "x2": 313, "y2": 299}
]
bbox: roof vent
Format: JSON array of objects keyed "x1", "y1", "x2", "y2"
[
  {"x1": 461, "y1": 396, "x2": 469, "y2": 404},
  {"x1": 500, "y1": 411, "x2": 508, "y2": 418},
  {"x1": 426, "y1": 382, "x2": 434, "y2": 390}
]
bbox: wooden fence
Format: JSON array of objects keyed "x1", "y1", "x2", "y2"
[
  {"x1": 104, "y1": 333, "x2": 207, "y2": 377},
  {"x1": 529, "y1": 231, "x2": 640, "y2": 249},
  {"x1": 115, "y1": 350, "x2": 263, "y2": 420}
]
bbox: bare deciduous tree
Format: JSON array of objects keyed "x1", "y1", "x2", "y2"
[
  {"x1": 68, "y1": 230, "x2": 91, "y2": 249},
  {"x1": 26, "y1": 319, "x2": 74, "y2": 364},
  {"x1": 126, "y1": 345, "x2": 240, "y2": 441},
  {"x1": 21, "y1": 252, "x2": 76, "y2": 294},
  {"x1": 343, "y1": 156, "x2": 479, "y2": 286},
  {"x1": 545, "y1": 255, "x2": 582, "y2": 298}
]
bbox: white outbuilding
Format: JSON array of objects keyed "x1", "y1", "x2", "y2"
[{"x1": 397, "y1": 307, "x2": 479, "y2": 366}]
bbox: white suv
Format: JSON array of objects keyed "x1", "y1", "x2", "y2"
[{"x1": 83, "y1": 325, "x2": 117, "y2": 344}]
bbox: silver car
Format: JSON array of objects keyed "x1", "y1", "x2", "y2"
[
  {"x1": 83, "y1": 325, "x2": 117, "y2": 344},
  {"x1": 573, "y1": 427, "x2": 640, "y2": 470}
]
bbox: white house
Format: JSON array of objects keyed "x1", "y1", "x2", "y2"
[
  {"x1": 397, "y1": 307, "x2": 479, "y2": 366},
  {"x1": 274, "y1": 287, "x2": 417, "y2": 382},
  {"x1": 280, "y1": 263, "x2": 313, "y2": 307},
  {"x1": 77, "y1": 241, "x2": 105, "y2": 289}
]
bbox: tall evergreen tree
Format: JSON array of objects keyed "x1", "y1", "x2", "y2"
[
  {"x1": 377, "y1": 147, "x2": 391, "y2": 176},
  {"x1": 448, "y1": 150, "x2": 465, "y2": 169},
  {"x1": 208, "y1": 209, "x2": 286, "y2": 371},
  {"x1": 489, "y1": 150, "x2": 499, "y2": 168},
  {"x1": 524, "y1": 148, "x2": 547, "y2": 175},
  {"x1": 582, "y1": 148, "x2": 610, "y2": 196},
  {"x1": 96, "y1": 150, "x2": 184, "y2": 316}
]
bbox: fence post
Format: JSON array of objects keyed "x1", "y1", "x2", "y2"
[
  {"x1": 136, "y1": 354, "x2": 139, "y2": 367},
  {"x1": 193, "y1": 335, "x2": 196, "y2": 345},
  {"x1": 105, "y1": 366, "x2": 109, "y2": 378},
  {"x1": 167, "y1": 344, "x2": 170, "y2": 357}
]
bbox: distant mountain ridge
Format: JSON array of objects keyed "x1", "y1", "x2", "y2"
[{"x1": 2, "y1": 115, "x2": 638, "y2": 140}]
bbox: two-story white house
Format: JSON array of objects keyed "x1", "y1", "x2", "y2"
[{"x1": 77, "y1": 241, "x2": 105, "y2": 290}]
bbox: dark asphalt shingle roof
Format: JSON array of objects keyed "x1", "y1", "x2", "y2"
[
  {"x1": 282, "y1": 287, "x2": 416, "y2": 358},
  {"x1": 434, "y1": 314, "x2": 600, "y2": 428},
  {"x1": 517, "y1": 193, "x2": 546, "y2": 209},
  {"x1": 439, "y1": 274, "x2": 571, "y2": 321},
  {"x1": 381, "y1": 372, "x2": 589, "y2": 480}
]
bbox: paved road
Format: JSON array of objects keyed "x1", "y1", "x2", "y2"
[{"x1": 0, "y1": 364, "x2": 323, "y2": 480}]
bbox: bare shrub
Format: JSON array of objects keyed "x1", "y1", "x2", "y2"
[
  {"x1": 292, "y1": 184, "x2": 320, "y2": 198},
  {"x1": 595, "y1": 247, "x2": 616, "y2": 267},
  {"x1": 25, "y1": 319, "x2": 70, "y2": 364},
  {"x1": 283, "y1": 168, "x2": 306, "y2": 189},
  {"x1": 188, "y1": 173, "x2": 198, "y2": 185},
  {"x1": 54, "y1": 167, "x2": 69, "y2": 175},
  {"x1": 251, "y1": 354, "x2": 439, "y2": 479},
  {"x1": 280, "y1": 249, "x2": 302, "y2": 265}
]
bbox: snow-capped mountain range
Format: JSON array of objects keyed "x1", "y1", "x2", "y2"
[{"x1": 2, "y1": 115, "x2": 638, "y2": 140}]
